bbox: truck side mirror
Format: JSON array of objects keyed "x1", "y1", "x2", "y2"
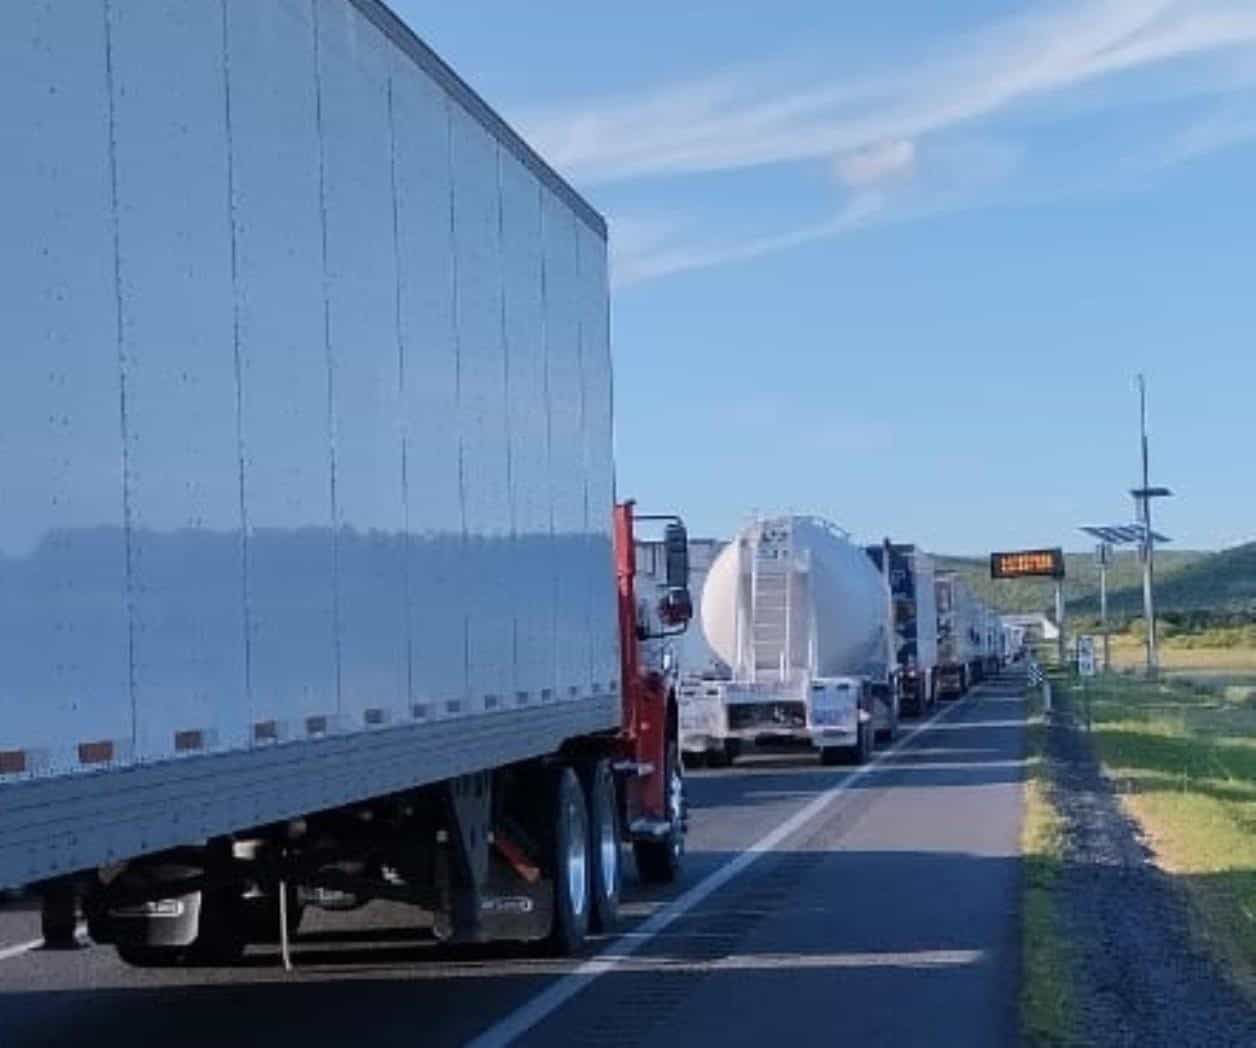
[
  {"x1": 664, "y1": 522, "x2": 689, "y2": 591},
  {"x1": 659, "y1": 522, "x2": 692, "y2": 628}
]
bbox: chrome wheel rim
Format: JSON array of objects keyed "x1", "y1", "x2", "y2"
[
  {"x1": 667, "y1": 762, "x2": 685, "y2": 858},
  {"x1": 598, "y1": 788, "x2": 618, "y2": 899},
  {"x1": 567, "y1": 793, "x2": 588, "y2": 918}
]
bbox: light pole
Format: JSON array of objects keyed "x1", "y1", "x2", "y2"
[
  {"x1": 1131, "y1": 374, "x2": 1172, "y2": 679},
  {"x1": 1055, "y1": 579, "x2": 1066, "y2": 668},
  {"x1": 1097, "y1": 542, "x2": 1111, "y2": 673}
]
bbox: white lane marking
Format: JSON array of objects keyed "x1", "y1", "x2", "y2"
[
  {"x1": 367, "y1": 948, "x2": 986, "y2": 981},
  {"x1": 0, "y1": 922, "x2": 89, "y2": 964},
  {"x1": 468, "y1": 695, "x2": 976, "y2": 1047},
  {"x1": 604, "y1": 948, "x2": 986, "y2": 973},
  {"x1": 0, "y1": 938, "x2": 44, "y2": 963}
]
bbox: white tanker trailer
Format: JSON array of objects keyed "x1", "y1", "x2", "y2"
[{"x1": 697, "y1": 516, "x2": 897, "y2": 766}]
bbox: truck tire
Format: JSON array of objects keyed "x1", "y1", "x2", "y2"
[
  {"x1": 877, "y1": 700, "x2": 899, "y2": 744},
  {"x1": 707, "y1": 739, "x2": 739, "y2": 769},
  {"x1": 549, "y1": 767, "x2": 591, "y2": 955},
  {"x1": 633, "y1": 741, "x2": 684, "y2": 884},
  {"x1": 853, "y1": 721, "x2": 873, "y2": 765},
  {"x1": 582, "y1": 759, "x2": 621, "y2": 934}
]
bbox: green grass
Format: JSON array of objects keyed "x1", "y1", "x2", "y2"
[
  {"x1": 1067, "y1": 673, "x2": 1256, "y2": 1003},
  {"x1": 1021, "y1": 680, "x2": 1076, "y2": 1047}
]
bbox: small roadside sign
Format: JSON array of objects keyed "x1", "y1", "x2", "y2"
[{"x1": 1078, "y1": 635, "x2": 1096, "y2": 677}]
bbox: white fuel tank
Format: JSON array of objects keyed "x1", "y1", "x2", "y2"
[{"x1": 701, "y1": 517, "x2": 889, "y2": 681}]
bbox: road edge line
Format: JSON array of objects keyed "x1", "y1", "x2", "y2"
[{"x1": 0, "y1": 938, "x2": 44, "y2": 963}]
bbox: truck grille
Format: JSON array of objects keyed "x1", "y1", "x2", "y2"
[{"x1": 728, "y1": 702, "x2": 807, "y2": 732}]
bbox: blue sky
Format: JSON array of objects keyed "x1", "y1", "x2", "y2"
[{"x1": 394, "y1": 1, "x2": 1256, "y2": 554}]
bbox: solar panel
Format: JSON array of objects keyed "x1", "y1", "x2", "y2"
[{"x1": 1080, "y1": 524, "x2": 1171, "y2": 545}]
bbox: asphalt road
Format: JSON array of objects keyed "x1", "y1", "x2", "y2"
[{"x1": 0, "y1": 676, "x2": 1026, "y2": 1047}]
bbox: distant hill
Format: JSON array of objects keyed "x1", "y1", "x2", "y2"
[
  {"x1": 933, "y1": 549, "x2": 1214, "y2": 619},
  {"x1": 1073, "y1": 542, "x2": 1256, "y2": 619}
]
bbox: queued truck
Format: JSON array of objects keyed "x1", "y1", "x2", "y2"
[
  {"x1": 0, "y1": 0, "x2": 694, "y2": 964},
  {"x1": 865, "y1": 544, "x2": 939, "y2": 717},
  {"x1": 682, "y1": 517, "x2": 899, "y2": 766},
  {"x1": 934, "y1": 571, "x2": 1000, "y2": 698},
  {"x1": 936, "y1": 571, "x2": 976, "y2": 698}
]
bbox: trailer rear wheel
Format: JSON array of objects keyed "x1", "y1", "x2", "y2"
[
  {"x1": 853, "y1": 721, "x2": 873, "y2": 765},
  {"x1": 548, "y1": 768, "x2": 591, "y2": 955},
  {"x1": 582, "y1": 759, "x2": 621, "y2": 934},
  {"x1": 708, "y1": 739, "x2": 740, "y2": 769},
  {"x1": 634, "y1": 740, "x2": 684, "y2": 884},
  {"x1": 876, "y1": 700, "x2": 899, "y2": 744}
]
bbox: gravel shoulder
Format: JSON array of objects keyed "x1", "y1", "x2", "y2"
[{"x1": 1043, "y1": 685, "x2": 1256, "y2": 1047}]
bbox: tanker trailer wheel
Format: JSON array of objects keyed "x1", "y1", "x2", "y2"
[
  {"x1": 581, "y1": 759, "x2": 622, "y2": 934},
  {"x1": 876, "y1": 698, "x2": 899, "y2": 744},
  {"x1": 634, "y1": 740, "x2": 685, "y2": 884},
  {"x1": 549, "y1": 767, "x2": 592, "y2": 955},
  {"x1": 850, "y1": 720, "x2": 873, "y2": 765}
]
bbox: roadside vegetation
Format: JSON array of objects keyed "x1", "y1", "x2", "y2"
[
  {"x1": 937, "y1": 549, "x2": 1205, "y2": 615},
  {"x1": 1020, "y1": 674, "x2": 1076, "y2": 1047},
  {"x1": 1065, "y1": 671, "x2": 1256, "y2": 1004},
  {"x1": 940, "y1": 539, "x2": 1256, "y2": 619}
]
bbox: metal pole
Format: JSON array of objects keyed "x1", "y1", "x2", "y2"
[
  {"x1": 1138, "y1": 375, "x2": 1158, "y2": 679},
  {"x1": 1055, "y1": 580, "x2": 1066, "y2": 668},
  {"x1": 1100, "y1": 558, "x2": 1110, "y2": 673}
]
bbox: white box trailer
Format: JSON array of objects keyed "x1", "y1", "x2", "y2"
[
  {"x1": 1, "y1": 0, "x2": 690, "y2": 961},
  {"x1": 935, "y1": 571, "x2": 981, "y2": 698}
]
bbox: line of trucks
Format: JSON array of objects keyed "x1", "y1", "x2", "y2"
[
  {"x1": 639, "y1": 525, "x2": 1022, "y2": 769},
  {"x1": 0, "y1": 0, "x2": 1021, "y2": 967}
]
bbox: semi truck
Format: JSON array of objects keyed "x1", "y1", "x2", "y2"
[
  {"x1": 695, "y1": 517, "x2": 897, "y2": 766},
  {"x1": 865, "y1": 543, "x2": 939, "y2": 717},
  {"x1": 1, "y1": 0, "x2": 692, "y2": 964},
  {"x1": 935, "y1": 572, "x2": 981, "y2": 698},
  {"x1": 983, "y1": 608, "x2": 1005, "y2": 676},
  {"x1": 935, "y1": 572, "x2": 1002, "y2": 698}
]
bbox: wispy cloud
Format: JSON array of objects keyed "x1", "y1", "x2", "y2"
[
  {"x1": 522, "y1": 2, "x2": 1256, "y2": 185},
  {"x1": 521, "y1": 1, "x2": 1256, "y2": 285},
  {"x1": 835, "y1": 140, "x2": 917, "y2": 190},
  {"x1": 1163, "y1": 101, "x2": 1256, "y2": 163},
  {"x1": 612, "y1": 194, "x2": 885, "y2": 288}
]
